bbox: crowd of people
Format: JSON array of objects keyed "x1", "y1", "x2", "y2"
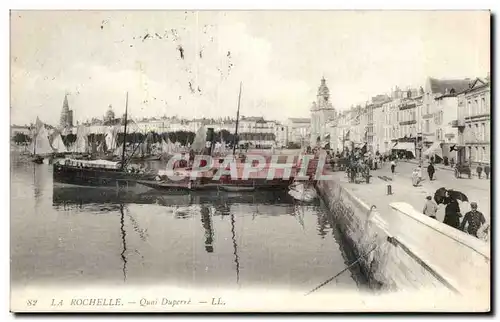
[
  {"x1": 321, "y1": 146, "x2": 489, "y2": 241},
  {"x1": 423, "y1": 195, "x2": 488, "y2": 240}
]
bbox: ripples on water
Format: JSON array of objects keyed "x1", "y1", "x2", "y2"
[{"x1": 10, "y1": 160, "x2": 367, "y2": 292}]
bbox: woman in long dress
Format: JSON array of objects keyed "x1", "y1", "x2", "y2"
[{"x1": 443, "y1": 196, "x2": 462, "y2": 229}]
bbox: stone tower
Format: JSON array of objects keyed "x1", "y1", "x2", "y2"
[
  {"x1": 310, "y1": 77, "x2": 336, "y2": 146},
  {"x1": 59, "y1": 94, "x2": 73, "y2": 128}
]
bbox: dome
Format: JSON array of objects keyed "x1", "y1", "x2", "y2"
[
  {"x1": 317, "y1": 77, "x2": 330, "y2": 101},
  {"x1": 106, "y1": 105, "x2": 115, "y2": 120}
]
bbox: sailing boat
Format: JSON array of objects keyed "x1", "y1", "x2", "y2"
[
  {"x1": 29, "y1": 117, "x2": 53, "y2": 164},
  {"x1": 52, "y1": 92, "x2": 157, "y2": 188},
  {"x1": 68, "y1": 125, "x2": 90, "y2": 159},
  {"x1": 139, "y1": 83, "x2": 294, "y2": 192},
  {"x1": 50, "y1": 131, "x2": 68, "y2": 155}
]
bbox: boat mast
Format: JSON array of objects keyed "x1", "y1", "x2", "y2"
[
  {"x1": 33, "y1": 131, "x2": 36, "y2": 155},
  {"x1": 232, "y1": 82, "x2": 242, "y2": 156},
  {"x1": 121, "y1": 92, "x2": 129, "y2": 170}
]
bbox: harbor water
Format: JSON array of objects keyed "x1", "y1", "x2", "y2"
[{"x1": 10, "y1": 159, "x2": 367, "y2": 293}]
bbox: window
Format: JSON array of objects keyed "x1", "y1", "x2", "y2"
[
  {"x1": 481, "y1": 123, "x2": 485, "y2": 141},
  {"x1": 475, "y1": 124, "x2": 479, "y2": 142},
  {"x1": 425, "y1": 120, "x2": 430, "y2": 133}
]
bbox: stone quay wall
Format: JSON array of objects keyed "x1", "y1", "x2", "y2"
[{"x1": 316, "y1": 178, "x2": 490, "y2": 307}]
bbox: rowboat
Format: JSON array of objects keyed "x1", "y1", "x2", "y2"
[{"x1": 288, "y1": 182, "x2": 318, "y2": 202}]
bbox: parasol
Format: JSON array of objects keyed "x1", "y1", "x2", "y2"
[{"x1": 434, "y1": 187, "x2": 469, "y2": 205}]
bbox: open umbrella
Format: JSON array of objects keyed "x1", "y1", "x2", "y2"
[
  {"x1": 434, "y1": 187, "x2": 447, "y2": 204},
  {"x1": 448, "y1": 189, "x2": 469, "y2": 202},
  {"x1": 434, "y1": 187, "x2": 469, "y2": 205}
]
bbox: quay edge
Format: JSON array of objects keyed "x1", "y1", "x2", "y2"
[{"x1": 316, "y1": 178, "x2": 490, "y2": 308}]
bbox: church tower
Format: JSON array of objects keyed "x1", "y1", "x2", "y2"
[
  {"x1": 59, "y1": 94, "x2": 73, "y2": 128},
  {"x1": 310, "y1": 77, "x2": 336, "y2": 146}
]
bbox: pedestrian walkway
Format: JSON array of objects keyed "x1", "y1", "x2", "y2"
[
  {"x1": 404, "y1": 159, "x2": 491, "y2": 178},
  {"x1": 405, "y1": 159, "x2": 454, "y2": 172},
  {"x1": 327, "y1": 169, "x2": 433, "y2": 221},
  {"x1": 378, "y1": 161, "x2": 490, "y2": 221},
  {"x1": 325, "y1": 163, "x2": 490, "y2": 234}
]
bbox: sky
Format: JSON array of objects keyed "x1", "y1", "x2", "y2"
[{"x1": 10, "y1": 10, "x2": 490, "y2": 126}]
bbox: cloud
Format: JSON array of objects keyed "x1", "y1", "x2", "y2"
[{"x1": 10, "y1": 11, "x2": 490, "y2": 126}]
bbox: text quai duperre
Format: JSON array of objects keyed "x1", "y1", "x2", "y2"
[{"x1": 25, "y1": 297, "x2": 227, "y2": 308}]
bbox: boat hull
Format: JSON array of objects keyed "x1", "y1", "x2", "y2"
[
  {"x1": 53, "y1": 163, "x2": 156, "y2": 188},
  {"x1": 136, "y1": 177, "x2": 293, "y2": 192}
]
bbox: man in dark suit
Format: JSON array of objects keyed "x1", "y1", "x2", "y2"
[
  {"x1": 460, "y1": 202, "x2": 486, "y2": 238},
  {"x1": 427, "y1": 162, "x2": 435, "y2": 181}
]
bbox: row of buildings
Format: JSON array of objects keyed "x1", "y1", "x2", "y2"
[
  {"x1": 12, "y1": 75, "x2": 490, "y2": 165},
  {"x1": 311, "y1": 76, "x2": 491, "y2": 165},
  {"x1": 12, "y1": 96, "x2": 314, "y2": 149}
]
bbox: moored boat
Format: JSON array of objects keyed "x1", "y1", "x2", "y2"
[
  {"x1": 53, "y1": 158, "x2": 157, "y2": 188},
  {"x1": 288, "y1": 182, "x2": 318, "y2": 202},
  {"x1": 29, "y1": 117, "x2": 53, "y2": 164}
]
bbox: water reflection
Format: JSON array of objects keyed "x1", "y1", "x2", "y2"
[
  {"x1": 11, "y1": 162, "x2": 364, "y2": 289},
  {"x1": 52, "y1": 186, "x2": 296, "y2": 209},
  {"x1": 200, "y1": 206, "x2": 214, "y2": 253},
  {"x1": 317, "y1": 212, "x2": 329, "y2": 238},
  {"x1": 32, "y1": 164, "x2": 47, "y2": 205},
  {"x1": 119, "y1": 205, "x2": 128, "y2": 281},
  {"x1": 230, "y1": 214, "x2": 240, "y2": 284}
]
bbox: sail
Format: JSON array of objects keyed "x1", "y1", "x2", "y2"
[
  {"x1": 191, "y1": 125, "x2": 207, "y2": 153},
  {"x1": 51, "y1": 133, "x2": 68, "y2": 153},
  {"x1": 34, "y1": 117, "x2": 44, "y2": 134},
  {"x1": 168, "y1": 138, "x2": 176, "y2": 153},
  {"x1": 105, "y1": 126, "x2": 118, "y2": 151},
  {"x1": 74, "y1": 125, "x2": 89, "y2": 153},
  {"x1": 220, "y1": 139, "x2": 227, "y2": 155},
  {"x1": 161, "y1": 138, "x2": 169, "y2": 154},
  {"x1": 34, "y1": 126, "x2": 53, "y2": 155},
  {"x1": 140, "y1": 142, "x2": 147, "y2": 156}
]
